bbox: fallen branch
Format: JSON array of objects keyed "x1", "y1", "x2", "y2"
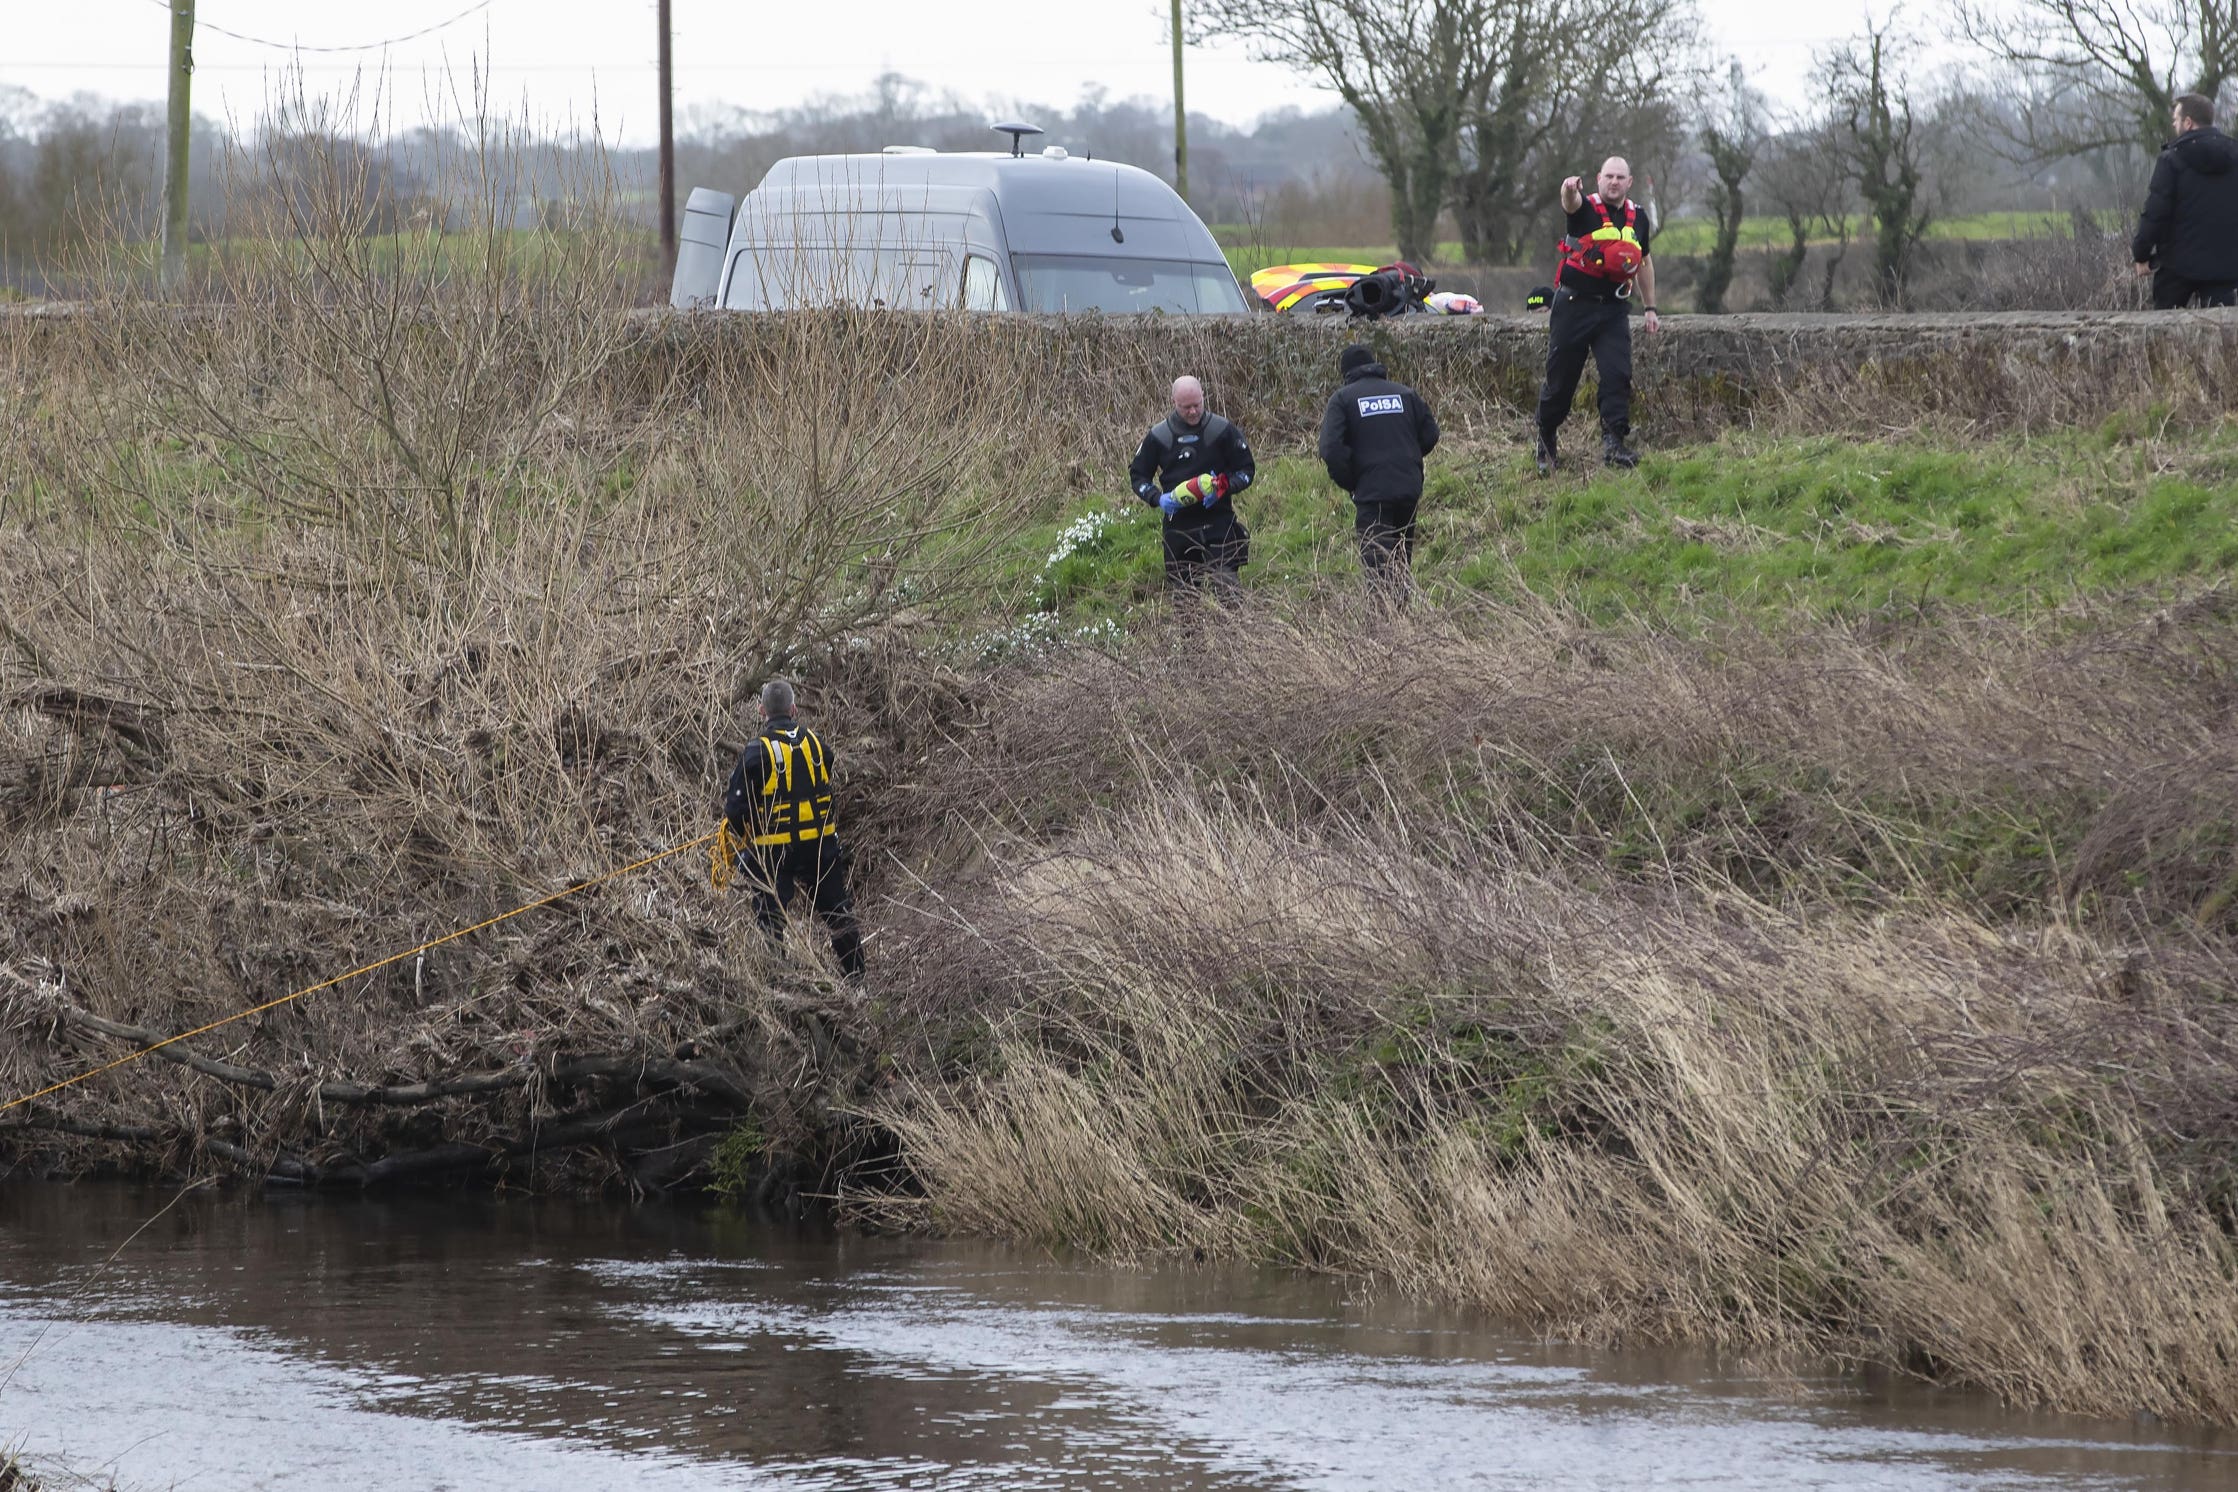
[
  {"x1": 3, "y1": 1101, "x2": 734, "y2": 1189},
  {"x1": 201, "y1": 1135, "x2": 320, "y2": 1184},
  {"x1": 13, "y1": 685, "x2": 167, "y2": 760},
  {"x1": 1, "y1": 1114, "x2": 164, "y2": 1145},
  {"x1": 50, "y1": 1002, "x2": 756, "y2": 1110}
]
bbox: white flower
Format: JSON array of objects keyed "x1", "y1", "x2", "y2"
[
  {"x1": 954, "y1": 610, "x2": 1124, "y2": 666},
  {"x1": 1042, "y1": 509, "x2": 1118, "y2": 572}
]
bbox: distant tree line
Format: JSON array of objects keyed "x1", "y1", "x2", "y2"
[
  {"x1": 3, "y1": 0, "x2": 2225, "y2": 307},
  {"x1": 0, "y1": 74, "x2": 1391, "y2": 290},
  {"x1": 0, "y1": 89, "x2": 172, "y2": 263}
]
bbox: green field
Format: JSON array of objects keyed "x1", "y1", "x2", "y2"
[
  {"x1": 1218, "y1": 210, "x2": 2127, "y2": 276},
  {"x1": 1645, "y1": 209, "x2": 2127, "y2": 257}
]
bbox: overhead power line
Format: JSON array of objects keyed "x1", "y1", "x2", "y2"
[{"x1": 142, "y1": 0, "x2": 497, "y2": 54}]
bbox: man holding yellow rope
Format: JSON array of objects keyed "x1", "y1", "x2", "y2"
[{"x1": 711, "y1": 680, "x2": 865, "y2": 981}]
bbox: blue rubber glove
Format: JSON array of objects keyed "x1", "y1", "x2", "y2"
[{"x1": 1158, "y1": 492, "x2": 1184, "y2": 518}]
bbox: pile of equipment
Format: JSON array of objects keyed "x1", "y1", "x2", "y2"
[{"x1": 1248, "y1": 260, "x2": 1483, "y2": 319}]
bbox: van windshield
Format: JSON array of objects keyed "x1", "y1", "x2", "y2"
[{"x1": 1011, "y1": 255, "x2": 1248, "y2": 314}]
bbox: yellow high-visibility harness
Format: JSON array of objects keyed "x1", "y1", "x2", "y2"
[
  {"x1": 710, "y1": 727, "x2": 838, "y2": 890},
  {"x1": 748, "y1": 726, "x2": 835, "y2": 846}
]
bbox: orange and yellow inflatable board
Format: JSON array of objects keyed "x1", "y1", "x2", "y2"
[{"x1": 1248, "y1": 262, "x2": 1379, "y2": 313}]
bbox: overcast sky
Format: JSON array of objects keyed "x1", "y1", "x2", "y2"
[{"x1": 5, "y1": 1, "x2": 1916, "y2": 143}]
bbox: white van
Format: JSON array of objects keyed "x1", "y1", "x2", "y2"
[{"x1": 670, "y1": 124, "x2": 1249, "y2": 315}]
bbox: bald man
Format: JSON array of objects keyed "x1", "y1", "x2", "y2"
[
  {"x1": 1535, "y1": 157, "x2": 1660, "y2": 474},
  {"x1": 1128, "y1": 375, "x2": 1258, "y2": 594}
]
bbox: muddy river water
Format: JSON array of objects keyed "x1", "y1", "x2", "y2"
[{"x1": 0, "y1": 1184, "x2": 2230, "y2": 1490}]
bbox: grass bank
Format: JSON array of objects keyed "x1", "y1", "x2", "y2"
[{"x1": 1006, "y1": 425, "x2": 2238, "y2": 628}]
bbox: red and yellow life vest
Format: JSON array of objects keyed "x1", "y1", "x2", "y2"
[{"x1": 1558, "y1": 195, "x2": 1645, "y2": 285}]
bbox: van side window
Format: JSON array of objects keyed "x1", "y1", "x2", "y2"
[{"x1": 962, "y1": 255, "x2": 1008, "y2": 312}]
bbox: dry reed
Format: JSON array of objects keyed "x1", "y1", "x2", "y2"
[{"x1": 862, "y1": 602, "x2": 2238, "y2": 1424}]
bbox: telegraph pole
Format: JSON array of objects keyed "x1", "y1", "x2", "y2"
[
  {"x1": 161, "y1": 0, "x2": 196, "y2": 288},
  {"x1": 1170, "y1": 0, "x2": 1188, "y2": 201},
  {"x1": 658, "y1": 0, "x2": 676, "y2": 269}
]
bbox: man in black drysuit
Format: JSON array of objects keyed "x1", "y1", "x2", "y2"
[
  {"x1": 1318, "y1": 343, "x2": 1440, "y2": 600},
  {"x1": 2133, "y1": 92, "x2": 2238, "y2": 309},
  {"x1": 721, "y1": 678, "x2": 863, "y2": 980},
  {"x1": 1128, "y1": 374, "x2": 1257, "y2": 594}
]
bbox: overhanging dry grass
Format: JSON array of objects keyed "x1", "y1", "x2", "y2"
[
  {"x1": 868, "y1": 764, "x2": 2238, "y2": 1422},
  {"x1": 859, "y1": 602, "x2": 2238, "y2": 1423},
  {"x1": 907, "y1": 595, "x2": 2238, "y2": 926}
]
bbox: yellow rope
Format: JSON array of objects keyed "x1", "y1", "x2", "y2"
[{"x1": 1, "y1": 831, "x2": 719, "y2": 1117}]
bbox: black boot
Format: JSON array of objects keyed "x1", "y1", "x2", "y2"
[
  {"x1": 1533, "y1": 427, "x2": 1558, "y2": 475},
  {"x1": 1603, "y1": 433, "x2": 1640, "y2": 469}
]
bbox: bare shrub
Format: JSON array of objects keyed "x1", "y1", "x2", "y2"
[
  {"x1": 0, "y1": 99, "x2": 1017, "y2": 1190},
  {"x1": 1905, "y1": 215, "x2": 2148, "y2": 312}
]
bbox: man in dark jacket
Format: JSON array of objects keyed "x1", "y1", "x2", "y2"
[
  {"x1": 1128, "y1": 375, "x2": 1257, "y2": 594},
  {"x1": 719, "y1": 679, "x2": 863, "y2": 980},
  {"x1": 2134, "y1": 93, "x2": 2238, "y2": 308},
  {"x1": 1318, "y1": 343, "x2": 1440, "y2": 598}
]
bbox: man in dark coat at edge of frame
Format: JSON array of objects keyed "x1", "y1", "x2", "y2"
[{"x1": 2134, "y1": 91, "x2": 2238, "y2": 309}]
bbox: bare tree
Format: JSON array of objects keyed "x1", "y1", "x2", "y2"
[
  {"x1": 2, "y1": 98, "x2": 163, "y2": 258},
  {"x1": 1448, "y1": 0, "x2": 1702, "y2": 264},
  {"x1": 1960, "y1": 0, "x2": 2238, "y2": 156},
  {"x1": 1697, "y1": 59, "x2": 1767, "y2": 313},
  {"x1": 1196, "y1": 0, "x2": 1506, "y2": 262},
  {"x1": 1826, "y1": 22, "x2": 1936, "y2": 306},
  {"x1": 1755, "y1": 122, "x2": 1858, "y2": 309},
  {"x1": 1449, "y1": 6, "x2": 1548, "y2": 262}
]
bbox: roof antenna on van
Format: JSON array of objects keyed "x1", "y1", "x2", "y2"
[{"x1": 992, "y1": 121, "x2": 1043, "y2": 158}]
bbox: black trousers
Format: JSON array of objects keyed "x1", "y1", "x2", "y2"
[
  {"x1": 1354, "y1": 498, "x2": 1418, "y2": 597},
  {"x1": 1162, "y1": 510, "x2": 1248, "y2": 595},
  {"x1": 749, "y1": 838, "x2": 864, "y2": 978},
  {"x1": 1536, "y1": 289, "x2": 1632, "y2": 440},
  {"x1": 2153, "y1": 270, "x2": 2238, "y2": 309}
]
